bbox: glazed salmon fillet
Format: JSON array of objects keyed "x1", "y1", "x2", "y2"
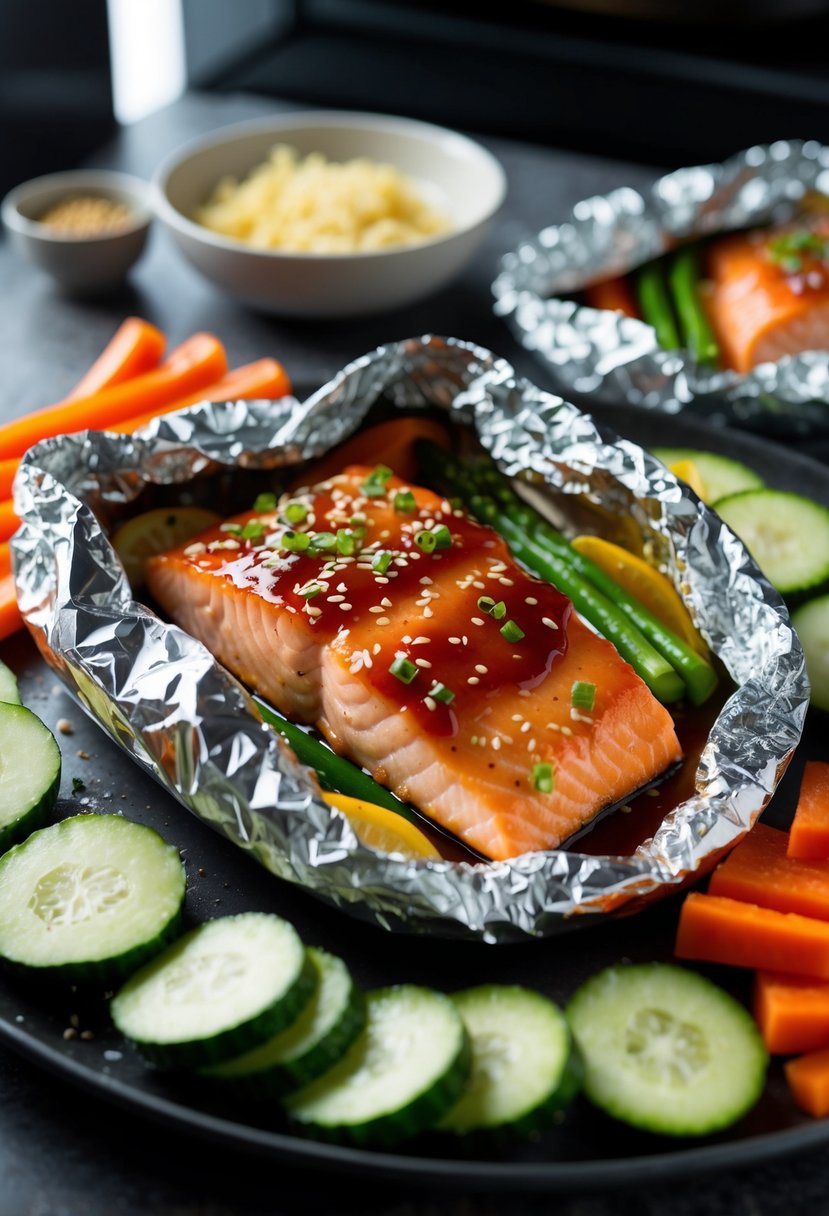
[
  {"x1": 146, "y1": 466, "x2": 682, "y2": 860},
  {"x1": 704, "y1": 222, "x2": 829, "y2": 373}
]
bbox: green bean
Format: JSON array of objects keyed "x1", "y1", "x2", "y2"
[
  {"x1": 253, "y1": 697, "x2": 418, "y2": 823},
  {"x1": 668, "y1": 247, "x2": 720, "y2": 365},
  {"x1": 635, "y1": 259, "x2": 681, "y2": 350}
]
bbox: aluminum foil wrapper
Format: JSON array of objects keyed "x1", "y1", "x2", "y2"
[
  {"x1": 493, "y1": 140, "x2": 829, "y2": 433},
  {"x1": 12, "y1": 336, "x2": 808, "y2": 943}
]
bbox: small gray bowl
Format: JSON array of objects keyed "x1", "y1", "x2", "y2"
[{"x1": 2, "y1": 169, "x2": 153, "y2": 294}]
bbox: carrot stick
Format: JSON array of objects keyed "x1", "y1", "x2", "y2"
[
  {"x1": 707, "y1": 821, "x2": 829, "y2": 921},
  {"x1": 63, "y1": 317, "x2": 166, "y2": 402},
  {"x1": 0, "y1": 574, "x2": 21, "y2": 642},
  {"x1": 785, "y1": 1047, "x2": 829, "y2": 1118},
  {"x1": 754, "y1": 971, "x2": 829, "y2": 1055},
  {"x1": 788, "y1": 761, "x2": 829, "y2": 860},
  {"x1": 0, "y1": 332, "x2": 228, "y2": 461},
  {"x1": 0, "y1": 463, "x2": 16, "y2": 505},
  {"x1": 584, "y1": 276, "x2": 639, "y2": 318},
  {"x1": 108, "y1": 357, "x2": 293, "y2": 434},
  {"x1": 675, "y1": 892, "x2": 829, "y2": 979},
  {"x1": 0, "y1": 544, "x2": 9, "y2": 577}
]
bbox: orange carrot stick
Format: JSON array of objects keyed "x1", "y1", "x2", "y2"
[
  {"x1": 0, "y1": 573, "x2": 21, "y2": 642},
  {"x1": 63, "y1": 317, "x2": 166, "y2": 402},
  {"x1": 754, "y1": 971, "x2": 829, "y2": 1055},
  {"x1": 109, "y1": 358, "x2": 293, "y2": 434},
  {"x1": 0, "y1": 544, "x2": 9, "y2": 577},
  {"x1": 675, "y1": 892, "x2": 829, "y2": 979},
  {"x1": 584, "y1": 276, "x2": 639, "y2": 318},
  {"x1": 788, "y1": 761, "x2": 829, "y2": 860},
  {"x1": 0, "y1": 463, "x2": 15, "y2": 506},
  {"x1": 785, "y1": 1047, "x2": 829, "y2": 1118},
  {"x1": 0, "y1": 332, "x2": 228, "y2": 461},
  {"x1": 707, "y1": 821, "x2": 829, "y2": 921}
]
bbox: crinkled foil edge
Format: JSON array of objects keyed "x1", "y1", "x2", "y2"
[
  {"x1": 493, "y1": 139, "x2": 829, "y2": 432},
  {"x1": 12, "y1": 335, "x2": 808, "y2": 942}
]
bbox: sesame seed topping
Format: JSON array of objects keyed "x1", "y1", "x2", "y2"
[
  {"x1": 328, "y1": 595, "x2": 345, "y2": 603},
  {"x1": 339, "y1": 603, "x2": 353, "y2": 611},
  {"x1": 525, "y1": 596, "x2": 538, "y2": 605},
  {"x1": 491, "y1": 737, "x2": 502, "y2": 750},
  {"x1": 369, "y1": 605, "x2": 384, "y2": 613},
  {"x1": 470, "y1": 617, "x2": 485, "y2": 626},
  {"x1": 424, "y1": 696, "x2": 437, "y2": 711},
  {"x1": 467, "y1": 676, "x2": 480, "y2": 685},
  {"x1": 499, "y1": 577, "x2": 514, "y2": 587},
  {"x1": 305, "y1": 605, "x2": 322, "y2": 618},
  {"x1": 376, "y1": 616, "x2": 390, "y2": 625},
  {"x1": 528, "y1": 739, "x2": 537, "y2": 751},
  {"x1": 372, "y1": 643, "x2": 382, "y2": 655},
  {"x1": 448, "y1": 636, "x2": 461, "y2": 645},
  {"x1": 423, "y1": 606, "x2": 433, "y2": 618},
  {"x1": 474, "y1": 664, "x2": 488, "y2": 674},
  {"x1": 518, "y1": 689, "x2": 531, "y2": 697},
  {"x1": 472, "y1": 580, "x2": 485, "y2": 590},
  {"x1": 184, "y1": 541, "x2": 207, "y2": 555},
  {"x1": 380, "y1": 597, "x2": 392, "y2": 608},
  {"x1": 520, "y1": 721, "x2": 531, "y2": 733},
  {"x1": 542, "y1": 617, "x2": 558, "y2": 630},
  {"x1": 375, "y1": 576, "x2": 390, "y2": 584},
  {"x1": 414, "y1": 658, "x2": 432, "y2": 668},
  {"x1": 412, "y1": 636, "x2": 430, "y2": 645},
  {"x1": 419, "y1": 576, "x2": 433, "y2": 586},
  {"x1": 512, "y1": 714, "x2": 524, "y2": 722}
]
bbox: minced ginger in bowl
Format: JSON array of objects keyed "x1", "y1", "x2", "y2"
[{"x1": 195, "y1": 144, "x2": 451, "y2": 254}]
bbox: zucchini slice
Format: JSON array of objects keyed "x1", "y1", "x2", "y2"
[
  {"x1": 566, "y1": 963, "x2": 768, "y2": 1136},
  {"x1": 201, "y1": 947, "x2": 365, "y2": 1095},
  {"x1": 716, "y1": 489, "x2": 829, "y2": 598},
  {"x1": 792, "y1": 594, "x2": 829, "y2": 711},
  {"x1": 284, "y1": 985, "x2": 471, "y2": 1144},
  {"x1": 111, "y1": 912, "x2": 315, "y2": 1069},
  {"x1": 652, "y1": 448, "x2": 764, "y2": 505},
  {"x1": 0, "y1": 813, "x2": 184, "y2": 983},
  {"x1": 439, "y1": 985, "x2": 581, "y2": 1134},
  {"x1": 0, "y1": 703, "x2": 60, "y2": 851}
]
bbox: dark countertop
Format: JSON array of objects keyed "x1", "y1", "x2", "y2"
[{"x1": 1, "y1": 90, "x2": 828, "y2": 1216}]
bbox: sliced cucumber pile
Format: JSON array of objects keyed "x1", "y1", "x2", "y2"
[
  {"x1": 0, "y1": 659, "x2": 21, "y2": 705},
  {"x1": 652, "y1": 448, "x2": 764, "y2": 505},
  {"x1": 0, "y1": 814, "x2": 185, "y2": 983},
  {"x1": 566, "y1": 962, "x2": 768, "y2": 1137},
  {"x1": 201, "y1": 946, "x2": 365, "y2": 1095},
  {"x1": 716, "y1": 489, "x2": 829, "y2": 600},
  {"x1": 440, "y1": 985, "x2": 581, "y2": 1135},
  {"x1": 284, "y1": 985, "x2": 471, "y2": 1145},
  {"x1": 0, "y1": 702, "x2": 61, "y2": 851},
  {"x1": 111, "y1": 912, "x2": 315, "y2": 1069}
]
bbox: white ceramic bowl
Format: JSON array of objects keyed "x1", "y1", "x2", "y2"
[
  {"x1": 1, "y1": 170, "x2": 153, "y2": 294},
  {"x1": 152, "y1": 111, "x2": 507, "y2": 318}
]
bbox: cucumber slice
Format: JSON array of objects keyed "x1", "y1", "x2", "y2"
[
  {"x1": 0, "y1": 660, "x2": 21, "y2": 705},
  {"x1": 201, "y1": 947, "x2": 365, "y2": 1095},
  {"x1": 285, "y1": 985, "x2": 471, "y2": 1145},
  {"x1": 792, "y1": 594, "x2": 829, "y2": 711},
  {"x1": 111, "y1": 912, "x2": 315, "y2": 1069},
  {"x1": 652, "y1": 448, "x2": 764, "y2": 505},
  {"x1": 0, "y1": 814, "x2": 184, "y2": 983},
  {"x1": 0, "y1": 703, "x2": 60, "y2": 851},
  {"x1": 566, "y1": 963, "x2": 768, "y2": 1137},
  {"x1": 439, "y1": 985, "x2": 581, "y2": 1134},
  {"x1": 715, "y1": 489, "x2": 829, "y2": 598}
]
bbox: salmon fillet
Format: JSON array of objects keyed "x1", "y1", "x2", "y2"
[
  {"x1": 704, "y1": 222, "x2": 829, "y2": 373},
  {"x1": 145, "y1": 466, "x2": 682, "y2": 860}
]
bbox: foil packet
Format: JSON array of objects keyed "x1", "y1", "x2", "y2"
[
  {"x1": 12, "y1": 336, "x2": 808, "y2": 943},
  {"x1": 493, "y1": 139, "x2": 829, "y2": 434}
]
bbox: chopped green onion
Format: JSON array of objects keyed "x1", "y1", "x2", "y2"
[
  {"x1": 253, "y1": 492, "x2": 278, "y2": 513},
  {"x1": 241, "y1": 520, "x2": 268, "y2": 541},
  {"x1": 477, "y1": 595, "x2": 507, "y2": 620},
  {"x1": 431, "y1": 524, "x2": 452, "y2": 550},
  {"x1": 571, "y1": 680, "x2": 596, "y2": 712},
  {"x1": 336, "y1": 528, "x2": 364, "y2": 556},
  {"x1": 361, "y1": 465, "x2": 393, "y2": 498},
  {"x1": 372, "y1": 551, "x2": 392, "y2": 574},
  {"x1": 428, "y1": 682, "x2": 455, "y2": 705},
  {"x1": 415, "y1": 530, "x2": 437, "y2": 554},
  {"x1": 220, "y1": 523, "x2": 243, "y2": 536},
  {"x1": 393, "y1": 490, "x2": 416, "y2": 513},
  {"x1": 500, "y1": 619, "x2": 525, "y2": 643},
  {"x1": 532, "y1": 763, "x2": 555, "y2": 794},
  {"x1": 311, "y1": 531, "x2": 337, "y2": 552},
  {"x1": 300, "y1": 583, "x2": 323, "y2": 600},
  {"x1": 283, "y1": 531, "x2": 311, "y2": 553},
  {"x1": 283, "y1": 500, "x2": 308, "y2": 525},
  {"x1": 389, "y1": 655, "x2": 418, "y2": 684}
]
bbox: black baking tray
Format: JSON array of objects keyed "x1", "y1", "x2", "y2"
[{"x1": 0, "y1": 403, "x2": 827, "y2": 1191}]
